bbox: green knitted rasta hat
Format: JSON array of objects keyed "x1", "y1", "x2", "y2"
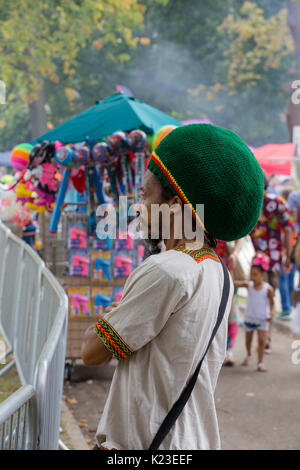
[{"x1": 147, "y1": 124, "x2": 264, "y2": 241}]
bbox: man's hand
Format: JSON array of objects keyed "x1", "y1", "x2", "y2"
[
  {"x1": 283, "y1": 255, "x2": 292, "y2": 273},
  {"x1": 81, "y1": 323, "x2": 113, "y2": 366},
  {"x1": 104, "y1": 301, "x2": 120, "y2": 314},
  {"x1": 227, "y1": 253, "x2": 237, "y2": 272}
]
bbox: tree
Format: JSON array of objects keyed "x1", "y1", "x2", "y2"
[
  {"x1": 218, "y1": 2, "x2": 293, "y2": 89},
  {"x1": 0, "y1": 0, "x2": 144, "y2": 140},
  {"x1": 119, "y1": 0, "x2": 294, "y2": 146}
]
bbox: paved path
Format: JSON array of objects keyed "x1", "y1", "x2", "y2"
[
  {"x1": 62, "y1": 320, "x2": 300, "y2": 450},
  {"x1": 216, "y1": 324, "x2": 300, "y2": 450}
]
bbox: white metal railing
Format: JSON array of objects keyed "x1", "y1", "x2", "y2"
[{"x1": 0, "y1": 221, "x2": 68, "y2": 449}]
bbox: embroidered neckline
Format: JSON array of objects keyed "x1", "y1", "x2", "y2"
[{"x1": 174, "y1": 245, "x2": 221, "y2": 264}]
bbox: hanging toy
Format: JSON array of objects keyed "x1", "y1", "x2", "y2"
[
  {"x1": 92, "y1": 142, "x2": 120, "y2": 201},
  {"x1": 49, "y1": 138, "x2": 105, "y2": 234},
  {"x1": 152, "y1": 125, "x2": 178, "y2": 151},
  {"x1": 10, "y1": 143, "x2": 33, "y2": 171},
  {"x1": 108, "y1": 131, "x2": 132, "y2": 195},
  {"x1": 129, "y1": 129, "x2": 148, "y2": 201},
  {"x1": 12, "y1": 207, "x2": 32, "y2": 227},
  {"x1": 28, "y1": 140, "x2": 56, "y2": 169}
]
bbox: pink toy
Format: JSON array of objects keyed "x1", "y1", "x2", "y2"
[
  {"x1": 71, "y1": 254, "x2": 90, "y2": 277},
  {"x1": 70, "y1": 294, "x2": 89, "y2": 316},
  {"x1": 77, "y1": 295, "x2": 89, "y2": 316},
  {"x1": 39, "y1": 163, "x2": 58, "y2": 192},
  {"x1": 116, "y1": 230, "x2": 134, "y2": 250},
  {"x1": 138, "y1": 245, "x2": 145, "y2": 259},
  {"x1": 115, "y1": 291, "x2": 123, "y2": 302},
  {"x1": 69, "y1": 227, "x2": 87, "y2": 249},
  {"x1": 115, "y1": 255, "x2": 133, "y2": 277},
  {"x1": 70, "y1": 294, "x2": 81, "y2": 316}
]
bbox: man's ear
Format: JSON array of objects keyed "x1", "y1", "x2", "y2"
[
  {"x1": 171, "y1": 195, "x2": 183, "y2": 207},
  {"x1": 169, "y1": 196, "x2": 183, "y2": 216}
]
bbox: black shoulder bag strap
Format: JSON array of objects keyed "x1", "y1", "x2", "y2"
[{"x1": 148, "y1": 258, "x2": 230, "y2": 450}]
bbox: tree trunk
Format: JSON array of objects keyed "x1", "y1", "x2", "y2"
[
  {"x1": 286, "y1": 0, "x2": 300, "y2": 141},
  {"x1": 28, "y1": 83, "x2": 48, "y2": 140}
]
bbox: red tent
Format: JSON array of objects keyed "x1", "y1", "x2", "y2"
[{"x1": 253, "y1": 143, "x2": 294, "y2": 176}]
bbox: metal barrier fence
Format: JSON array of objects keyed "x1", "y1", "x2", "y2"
[{"x1": 0, "y1": 221, "x2": 68, "y2": 449}]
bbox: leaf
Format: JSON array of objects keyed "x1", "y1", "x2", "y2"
[{"x1": 66, "y1": 397, "x2": 78, "y2": 405}]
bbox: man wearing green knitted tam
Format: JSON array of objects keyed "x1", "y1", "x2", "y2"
[
  {"x1": 82, "y1": 124, "x2": 264, "y2": 451},
  {"x1": 148, "y1": 124, "x2": 264, "y2": 242}
]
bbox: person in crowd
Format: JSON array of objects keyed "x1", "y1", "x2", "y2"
[
  {"x1": 287, "y1": 186, "x2": 300, "y2": 238},
  {"x1": 22, "y1": 219, "x2": 37, "y2": 248},
  {"x1": 81, "y1": 124, "x2": 264, "y2": 450},
  {"x1": 250, "y1": 173, "x2": 294, "y2": 352},
  {"x1": 278, "y1": 187, "x2": 297, "y2": 319},
  {"x1": 235, "y1": 254, "x2": 274, "y2": 372},
  {"x1": 216, "y1": 239, "x2": 244, "y2": 366},
  {"x1": 266, "y1": 173, "x2": 280, "y2": 195}
]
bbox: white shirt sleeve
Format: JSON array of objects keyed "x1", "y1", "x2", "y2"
[{"x1": 94, "y1": 256, "x2": 185, "y2": 360}]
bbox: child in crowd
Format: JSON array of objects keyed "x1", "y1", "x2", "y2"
[{"x1": 234, "y1": 254, "x2": 274, "y2": 372}]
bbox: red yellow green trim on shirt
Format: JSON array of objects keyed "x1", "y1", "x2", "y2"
[
  {"x1": 94, "y1": 318, "x2": 134, "y2": 361},
  {"x1": 174, "y1": 246, "x2": 221, "y2": 264},
  {"x1": 151, "y1": 150, "x2": 206, "y2": 233}
]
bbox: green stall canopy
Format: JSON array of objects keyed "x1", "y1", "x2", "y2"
[{"x1": 32, "y1": 93, "x2": 181, "y2": 145}]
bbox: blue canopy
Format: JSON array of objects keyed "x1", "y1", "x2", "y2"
[
  {"x1": 0, "y1": 152, "x2": 12, "y2": 167},
  {"x1": 32, "y1": 93, "x2": 181, "y2": 144}
]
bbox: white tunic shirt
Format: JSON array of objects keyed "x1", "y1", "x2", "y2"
[{"x1": 94, "y1": 246, "x2": 233, "y2": 450}]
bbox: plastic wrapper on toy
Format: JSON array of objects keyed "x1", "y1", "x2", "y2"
[
  {"x1": 0, "y1": 189, "x2": 19, "y2": 222},
  {"x1": 92, "y1": 235, "x2": 114, "y2": 251},
  {"x1": 12, "y1": 207, "x2": 32, "y2": 227},
  {"x1": 67, "y1": 221, "x2": 87, "y2": 250},
  {"x1": 91, "y1": 287, "x2": 113, "y2": 317},
  {"x1": 115, "y1": 229, "x2": 134, "y2": 251},
  {"x1": 68, "y1": 287, "x2": 91, "y2": 318},
  {"x1": 112, "y1": 249, "x2": 134, "y2": 279},
  {"x1": 91, "y1": 250, "x2": 112, "y2": 281},
  {"x1": 69, "y1": 249, "x2": 90, "y2": 277},
  {"x1": 112, "y1": 286, "x2": 124, "y2": 303}
]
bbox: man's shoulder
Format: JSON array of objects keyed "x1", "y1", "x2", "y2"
[{"x1": 144, "y1": 247, "x2": 222, "y2": 282}]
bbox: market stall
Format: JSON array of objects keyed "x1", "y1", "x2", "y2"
[{"x1": 7, "y1": 93, "x2": 180, "y2": 379}]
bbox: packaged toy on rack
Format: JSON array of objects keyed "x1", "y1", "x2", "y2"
[
  {"x1": 112, "y1": 249, "x2": 134, "y2": 278},
  {"x1": 29, "y1": 127, "x2": 150, "y2": 369},
  {"x1": 68, "y1": 286, "x2": 91, "y2": 318},
  {"x1": 91, "y1": 287, "x2": 113, "y2": 317},
  {"x1": 112, "y1": 286, "x2": 124, "y2": 302},
  {"x1": 67, "y1": 221, "x2": 87, "y2": 250},
  {"x1": 91, "y1": 250, "x2": 112, "y2": 281},
  {"x1": 69, "y1": 250, "x2": 90, "y2": 277}
]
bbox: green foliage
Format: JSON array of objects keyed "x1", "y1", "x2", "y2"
[
  {"x1": 120, "y1": 0, "x2": 295, "y2": 146},
  {"x1": 0, "y1": 0, "x2": 297, "y2": 150},
  {"x1": 0, "y1": 0, "x2": 145, "y2": 149}
]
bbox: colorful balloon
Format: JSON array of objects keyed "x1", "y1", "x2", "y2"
[
  {"x1": 152, "y1": 125, "x2": 178, "y2": 151},
  {"x1": 54, "y1": 146, "x2": 74, "y2": 167},
  {"x1": 128, "y1": 130, "x2": 148, "y2": 152},
  {"x1": 10, "y1": 143, "x2": 33, "y2": 171}
]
